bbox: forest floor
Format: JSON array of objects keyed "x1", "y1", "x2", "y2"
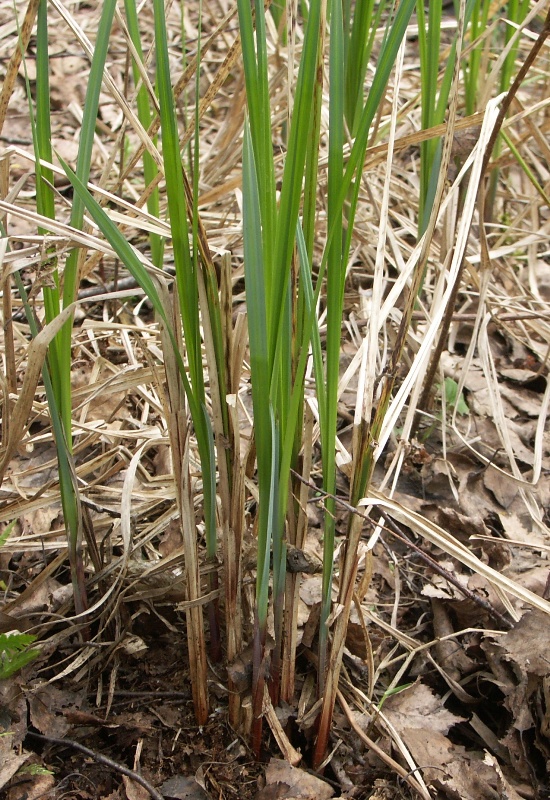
[{"x1": 1, "y1": 1, "x2": 550, "y2": 799}]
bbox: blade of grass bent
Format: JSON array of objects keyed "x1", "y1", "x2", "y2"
[
  {"x1": 0, "y1": 300, "x2": 79, "y2": 595},
  {"x1": 56, "y1": 0, "x2": 116, "y2": 451},
  {"x1": 62, "y1": 155, "x2": 212, "y2": 719},
  {"x1": 60, "y1": 159, "x2": 201, "y2": 424},
  {"x1": 152, "y1": 0, "x2": 217, "y2": 575},
  {"x1": 123, "y1": 0, "x2": 163, "y2": 268},
  {"x1": 153, "y1": 0, "x2": 201, "y2": 390}
]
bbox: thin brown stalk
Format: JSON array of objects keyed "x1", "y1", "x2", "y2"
[
  {"x1": 159, "y1": 298, "x2": 209, "y2": 725},
  {"x1": 0, "y1": 155, "x2": 16, "y2": 398},
  {"x1": 221, "y1": 254, "x2": 245, "y2": 727},
  {"x1": 281, "y1": 402, "x2": 314, "y2": 702},
  {"x1": 0, "y1": 0, "x2": 40, "y2": 135},
  {"x1": 336, "y1": 690, "x2": 431, "y2": 800}
]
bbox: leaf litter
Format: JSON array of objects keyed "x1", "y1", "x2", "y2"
[{"x1": 0, "y1": 0, "x2": 549, "y2": 798}]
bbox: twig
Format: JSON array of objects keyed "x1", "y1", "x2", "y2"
[
  {"x1": 290, "y1": 470, "x2": 512, "y2": 628},
  {"x1": 378, "y1": 514, "x2": 512, "y2": 630},
  {"x1": 26, "y1": 731, "x2": 165, "y2": 800},
  {"x1": 77, "y1": 265, "x2": 176, "y2": 300}
]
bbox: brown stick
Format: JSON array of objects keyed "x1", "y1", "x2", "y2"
[
  {"x1": 291, "y1": 471, "x2": 513, "y2": 628},
  {"x1": 26, "y1": 731, "x2": 164, "y2": 800},
  {"x1": 0, "y1": 0, "x2": 41, "y2": 135}
]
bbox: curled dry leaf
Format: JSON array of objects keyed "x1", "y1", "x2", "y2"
[
  {"x1": 255, "y1": 758, "x2": 333, "y2": 800},
  {"x1": 383, "y1": 681, "x2": 511, "y2": 799}
]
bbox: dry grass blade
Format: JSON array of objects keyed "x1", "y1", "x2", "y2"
[
  {"x1": 361, "y1": 491, "x2": 550, "y2": 617},
  {"x1": 0, "y1": 305, "x2": 73, "y2": 482},
  {"x1": 0, "y1": 0, "x2": 40, "y2": 133}
]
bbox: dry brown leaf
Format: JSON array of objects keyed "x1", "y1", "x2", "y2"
[
  {"x1": 489, "y1": 609, "x2": 550, "y2": 677},
  {"x1": 7, "y1": 577, "x2": 71, "y2": 620},
  {"x1": 5, "y1": 767, "x2": 55, "y2": 800},
  {"x1": 159, "y1": 774, "x2": 210, "y2": 799},
  {"x1": 499, "y1": 382, "x2": 545, "y2": 418},
  {"x1": 298, "y1": 575, "x2": 324, "y2": 607},
  {"x1": 19, "y1": 505, "x2": 61, "y2": 538},
  {"x1": 123, "y1": 775, "x2": 156, "y2": 800},
  {"x1": 383, "y1": 684, "x2": 502, "y2": 799},
  {"x1": 27, "y1": 684, "x2": 84, "y2": 739},
  {"x1": 0, "y1": 681, "x2": 31, "y2": 791},
  {"x1": 0, "y1": 742, "x2": 29, "y2": 795},
  {"x1": 256, "y1": 758, "x2": 333, "y2": 800},
  {"x1": 394, "y1": 729, "x2": 498, "y2": 800},
  {"x1": 384, "y1": 681, "x2": 464, "y2": 735},
  {"x1": 483, "y1": 752, "x2": 524, "y2": 800},
  {"x1": 483, "y1": 469, "x2": 519, "y2": 509}
]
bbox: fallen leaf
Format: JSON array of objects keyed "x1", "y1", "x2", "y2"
[
  {"x1": 123, "y1": 775, "x2": 153, "y2": 800},
  {"x1": 491, "y1": 609, "x2": 550, "y2": 677},
  {"x1": 484, "y1": 752, "x2": 524, "y2": 800},
  {"x1": 483, "y1": 469, "x2": 518, "y2": 509},
  {"x1": 5, "y1": 769, "x2": 55, "y2": 800},
  {"x1": 159, "y1": 774, "x2": 211, "y2": 799},
  {"x1": 256, "y1": 758, "x2": 334, "y2": 800},
  {"x1": 27, "y1": 685, "x2": 84, "y2": 738},
  {"x1": 0, "y1": 743, "x2": 30, "y2": 794},
  {"x1": 384, "y1": 681, "x2": 464, "y2": 734}
]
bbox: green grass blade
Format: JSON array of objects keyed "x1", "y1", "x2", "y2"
[
  {"x1": 153, "y1": 0, "x2": 217, "y2": 549},
  {"x1": 242, "y1": 123, "x2": 272, "y2": 613},
  {"x1": 317, "y1": 0, "x2": 344, "y2": 683},
  {"x1": 11, "y1": 268, "x2": 88, "y2": 614},
  {"x1": 32, "y1": 0, "x2": 60, "y2": 373},
  {"x1": 344, "y1": 0, "x2": 381, "y2": 134},
  {"x1": 153, "y1": 0, "x2": 201, "y2": 390},
  {"x1": 59, "y1": 158, "x2": 203, "y2": 426},
  {"x1": 270, "y1": 0, "x2": 322, "y2": 365},
  {"x1": 63, "y1": 0, "x2": 117, "y2": 308},
  {"x1": 57, "y1": 0, "x2": 116, "y2": 442},
  {"x1": 124, "y1": 0, "x2": 163, "y2": 267},
  {"x1": 22, "y1": 0, "x2": 88, "y2": 613},
  {"x1": 236, "y1": 0, "x2": 277, "y2": 277},
  {"x1": 315, "y1": 0, "x2": 415, "y2": 335}
]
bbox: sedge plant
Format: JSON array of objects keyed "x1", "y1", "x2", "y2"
[
  {"x1": 14, "y1": 0, "x2": 118, "y2": 616},
  {"x1": 238, "y1": 0, "x2": 417, "y2": 758},
  {"x1": 3, "y1": 0, "x2": 550, "y2": 774},
  {"x1": 54, "y1": 0, "x2": 233, "y2": 724}
]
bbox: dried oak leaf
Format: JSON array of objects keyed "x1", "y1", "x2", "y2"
[
  {"x1": 489, "y1": 609, "x2": 550, "y2": 678},
  {"x1": 255, "y1": 759, "x2": 333, "y2": 800}
]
